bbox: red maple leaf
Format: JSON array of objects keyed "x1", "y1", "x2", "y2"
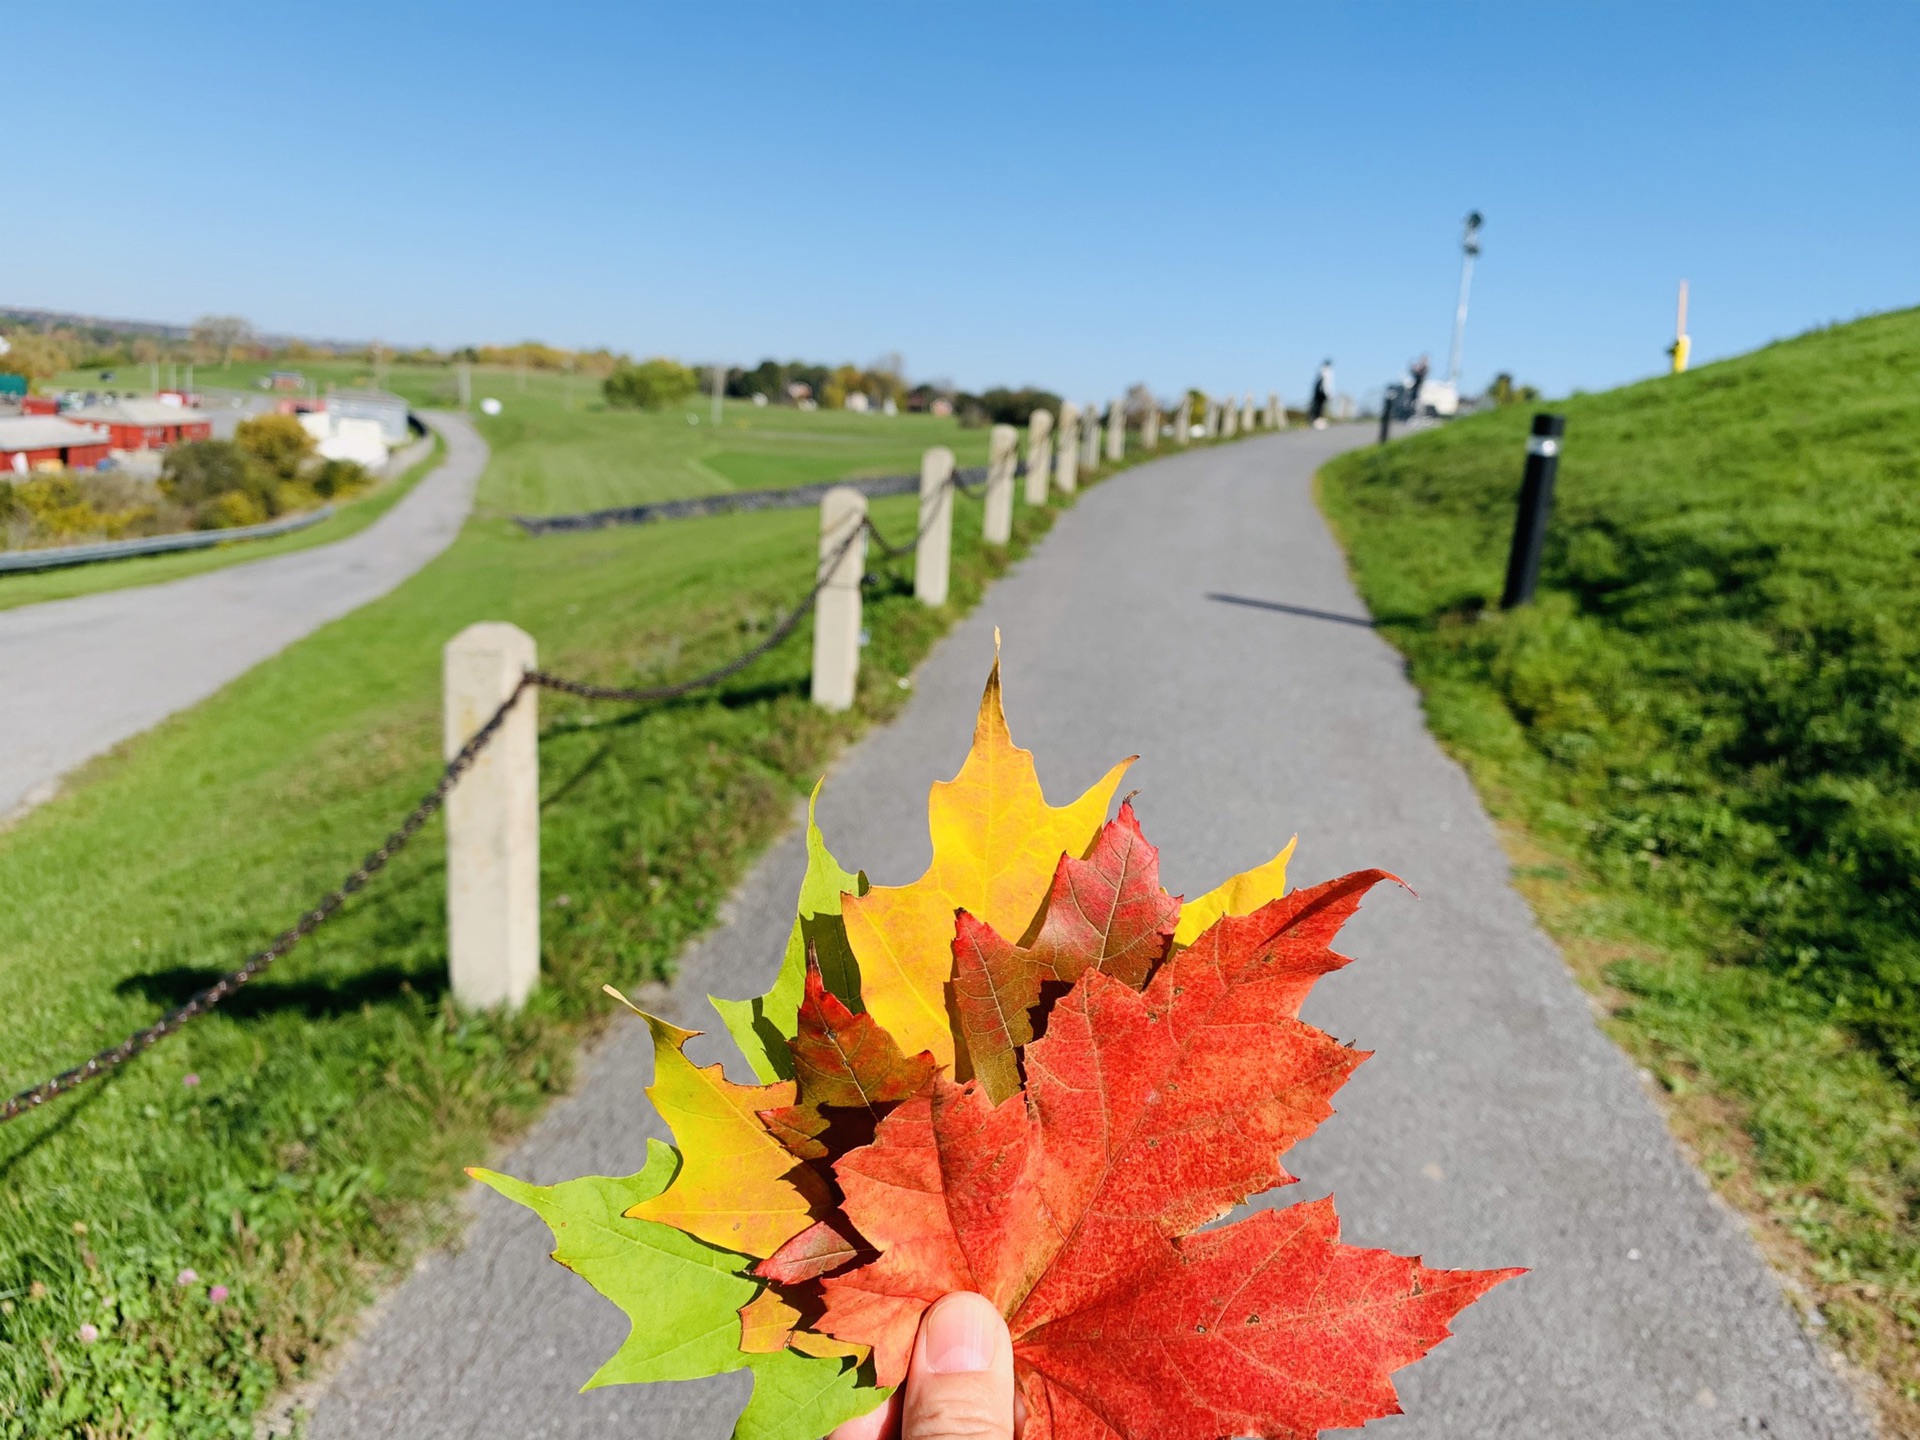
[
  {"x1": 1023, "y1": 799, "x2": 1181, "y2": 988},
  {"x1": 813, "y1": 870, "x2": 1522, "y2": 1439},
  {"x1": 951, "y1": 800, "x2": 1185, "y2": 1103},
  {"x1": 758, "y1": 951, "x2": 937, "y2": 1161}
]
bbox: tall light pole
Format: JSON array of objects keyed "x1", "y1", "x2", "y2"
[{"x1": 1446, "y1": 210, "x2": 1483, "y2": 386}]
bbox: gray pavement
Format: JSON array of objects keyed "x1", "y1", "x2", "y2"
[
  {"x1": 307, "y1": 427, "x2": 1869, "y2": 1439},
  {"x1": 0, "y1": 413, "x2": 481, "y2": 820}
]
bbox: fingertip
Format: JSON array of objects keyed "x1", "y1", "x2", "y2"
[
  {"x1": 918, "y1": 1291, "x2": 1009, "y2": 1375},
  {"x1": 829, "y1": 1389, "x2": 900, "y2": 1440}
]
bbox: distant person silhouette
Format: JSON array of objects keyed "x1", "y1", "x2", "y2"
[
  {"x1": 1408, "y1": 354, "x2": 1430, "y2": 413},
  {"x1": 1309, "y1": 360, "x2": 1334, "y2": 429}
]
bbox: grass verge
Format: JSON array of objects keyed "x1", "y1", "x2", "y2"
[
  {"x1": 0, "y1": 417, "x2": 1219, "y2": 1436},
  {"x1": 1318, "y1": 308, "x2": 1920, "y2": 1430},
  {"x1": 0, "y1": 431, "x2": 445, "y2": 614}
]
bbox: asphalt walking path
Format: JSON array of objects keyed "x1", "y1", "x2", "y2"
[
  {"x1": 0, "y1": 413, "x2": 482, "y2": 820},
  {"x1": 308, "y1": 426, "x2": 1868, "y2": 1440}
]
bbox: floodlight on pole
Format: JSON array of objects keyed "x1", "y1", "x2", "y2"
[{"x1": 1446, "y1": 210, "x2": 1483, "y2": 385}]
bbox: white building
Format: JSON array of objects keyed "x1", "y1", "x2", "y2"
[
  {"x1": 298, "y1": 411, "x2": 390, "y2": 469},
  {"x1": 325, "y1": 388, "x2": 410, "y2": 444}
]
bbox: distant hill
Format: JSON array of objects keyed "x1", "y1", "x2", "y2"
[{"x1": 0, "y1": 304, "x2": 365, "y2": 352}]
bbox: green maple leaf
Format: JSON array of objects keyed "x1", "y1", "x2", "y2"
[
  {"x1": 712, "y1": 783, "x2": 867, "y2": 1082},
  {"x1": 470, "y1": 1141, "x2": 885, "y2": 1440}
]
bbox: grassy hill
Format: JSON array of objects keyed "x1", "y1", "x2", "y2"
[{"x1": 1321, "y1": 307, "x2": 1920, "y2": 1423}]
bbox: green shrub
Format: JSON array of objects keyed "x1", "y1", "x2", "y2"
[
  {"x1": 210, "y1": 490, "x2": 268, "y2": 528},
  {"x1": 235, "y1": 412, "x2": 315, "y2": 481},
  {"x1": 603, "y1": 358, "x2": 699, "y2": 410},
  {"x1": 312, "y1": 458, "x2": 371, "y2": 499},
  {"x1": 160, "y1": 440, "x2": 281, "y2": 526}
]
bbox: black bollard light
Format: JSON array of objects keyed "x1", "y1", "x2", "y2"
[
  {"x1": 1500, "y1": 412, "x2": 1565, "y2": 608},
  {"x1": 1378, "y1": 387, "x2": 1394, "y2": 445}
]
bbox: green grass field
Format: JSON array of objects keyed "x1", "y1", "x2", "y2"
[
  {"x1": 54, "y1": 358, "x2": 995, "y2": 518},
  {"x1": 1320, "y1": 307, "x2": 1920, "y2": 1425},
  {"x1": 21, "y1": 359, "x2": 993, "y2": 611},
  {"x1": 466, "y1": 379, "x2": 992, "y2": 518},
  {"x1": 0, "y1": 400, "x2": 1200, "y2": 1435},
  {"x1": 0, "y1": 432, "x2": 443, "y2": 614}
]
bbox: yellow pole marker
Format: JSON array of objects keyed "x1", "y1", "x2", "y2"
[{"x1": 1671, "y1": 279, "x2": 1692, "y2": 373}]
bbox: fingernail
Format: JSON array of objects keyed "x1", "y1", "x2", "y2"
[{"x1": 922, "y1": 1294, "x2": 996, "y2": 1374}]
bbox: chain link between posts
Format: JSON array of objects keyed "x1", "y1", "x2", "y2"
[{"x1": 0, "y1": 470, "x2": 978, "y2": 1124}]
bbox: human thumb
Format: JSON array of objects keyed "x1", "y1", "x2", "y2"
[{"x1": 901, "y1": 1291, "x2": 1016, "y2": 1440}]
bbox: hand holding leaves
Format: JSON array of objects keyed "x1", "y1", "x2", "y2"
[{"x1": 474, "y1": 655, "x2": 1519, "y2": 1440}]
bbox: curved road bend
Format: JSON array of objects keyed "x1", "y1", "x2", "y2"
[
  {"x1": 309, "y1": 426, "x2": 1869, "y2": 1440},
  {"x1": 0, "y1": 412, "x2": 484, "y2": 821}
]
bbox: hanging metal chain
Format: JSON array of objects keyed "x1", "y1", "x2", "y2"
[
  {"x1": 863, "y1": 468, "x2": 966, "y2": 560},
  {"x1": 0, "y1": 676, "x2": 535, "y2": 1124},
  {"x1": 0, "y1": 404, "x2": 1261, "y2": 1124},
  {"x1": 526, "y1": 521, "x2": 862, "y2": 703},
  {"x1": 0, "y1": 471, "x2": 965, "y2": 1124}
]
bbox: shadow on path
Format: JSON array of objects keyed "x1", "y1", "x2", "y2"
[{"x1": 1205, "y1": 591, "x2": 1378, "y2": 629}]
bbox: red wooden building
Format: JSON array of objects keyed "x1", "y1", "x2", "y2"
[
  {"x1": 0, "y1": 416, "x2": 113, "y2": 473},
  {"x1": 62, "y1": 398, "x2": 212, "y2": 450}
]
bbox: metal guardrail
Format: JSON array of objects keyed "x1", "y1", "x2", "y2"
[{"x1": 0, "y1": 505, "x2": 335, "y2": 574}]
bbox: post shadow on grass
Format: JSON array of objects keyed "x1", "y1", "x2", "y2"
[{"x1": 115, "y1": 963, "x2": 448, "y2": 1021}]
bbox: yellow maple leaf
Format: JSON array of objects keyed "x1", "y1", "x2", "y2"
[
  {"x1": 1172, "y1": 835, "x2": 1299, "y2": 946},
  {"x1": 737, "y1": 1287, "x2": 800, "y2": 1353},
  {"x1": 737, "y1": 1287, "x2": 868, "y2": 1361},
  {"x1": 608, "y1": 989, "x2": 826, "y2": 1258},
  {"x1": 841, "y1": 652, "x2": 1131, "y2": 1066}
]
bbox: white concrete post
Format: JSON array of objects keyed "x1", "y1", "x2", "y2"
[
  {"x1": 984, "y1": 424, "x2": 1017, "y2": 544},
  {"x1": 1222, "y1": 398, "x2": 1238, "y2": 438},
  {"x1": 1054, "y1": 402, "x2": 1080, "y2": 495},
  {"x1": 1141, "y1": 404, "x2": 1159, "y2": 451},
  {"x1": 811, "y1": 486, "x2": 866, "y2": 711},
  {"x1": 443, "y1": 622, "x2": 540, "y2": 1012},
  {"x1": 1205, "y1": 401, "x2": 1221, "y2": 439},
  {"x1": 1080, "y1": 407, "x2": 1100, "y2": 469},
  {"x1": 1242, "y1": 394, "x2": 1256, "y2": 432},
  {"x1": 1104, "y1": 400, "x2": 1125, "y2": 462},
  {"x1": 914, "y1": 445, "x2": 955, "y2": 607},
  {"x1": 1268, "y1": 391, "x2": 1284, "y2": 429},
  {"x1": 1174, "y1": 396, "x2": 1191, "y2": 445},
  {"x1": 1025, "y1": 409, "x2": 1055, "y2": 505}
]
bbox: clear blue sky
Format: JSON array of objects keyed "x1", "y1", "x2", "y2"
[{"x1": 8, "y1": 2, "x2": 1915, "y2": 404}]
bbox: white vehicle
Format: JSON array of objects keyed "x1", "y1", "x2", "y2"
[{"x1": 1417, "y1": 378, "x2": 1460, "y2": 417}]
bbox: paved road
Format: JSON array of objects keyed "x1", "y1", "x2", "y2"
[
  {"x1": 0, "y1": 413, "x2": 481, "y2": 820},
  {"x1": 308, "y1": 427, "x2": 1868, "y2": 1440}
]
